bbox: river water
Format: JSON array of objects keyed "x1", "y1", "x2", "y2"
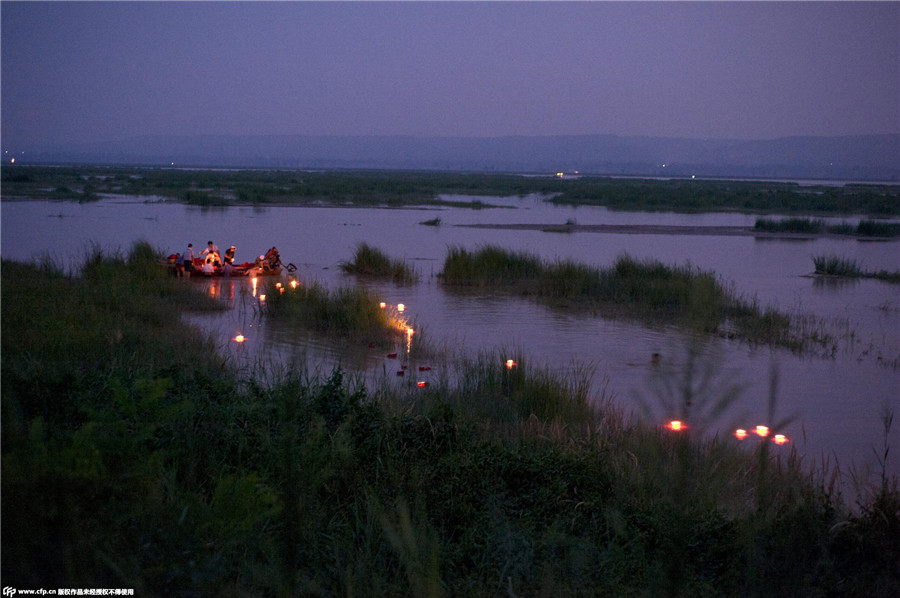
[{"x1": 3, "y1": 193, "x2": 898, "y2": 483}]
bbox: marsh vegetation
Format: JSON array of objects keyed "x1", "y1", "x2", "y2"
[
  {"x1": 438, "y1": 245, "x2": 816, "y2": 351},
  {"x1": 339, "y1": 242, "x2": 420, "y2": 284},
  {"x1": 2, "y1": 245, "x2": 898, "y2": 595},
  {"x1": 4, "y1": 165, "x2": 900, "y2": 216}
]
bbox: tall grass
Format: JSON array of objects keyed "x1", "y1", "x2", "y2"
[
  {"x1": 261, "y1": 278, "x2": 408, "y2": 343},
  {"x1": 339, "y1": 242, "x2": 419, "y2": 284},
  {"x1": 440, "y1": 245, "x2": 798, "y2": 348},
  {"x1": 3, "y1": 250, "x2": 899, "y2": 596},
  {"x1": 754, "y1": 217, "x2": 824, "y2": 234},
  {"x1": 813, "y1": 254, "x2": 900, "y2": 283},
  {"x1": 755, "y1": 217, "x2": 900, "y2": 238}
]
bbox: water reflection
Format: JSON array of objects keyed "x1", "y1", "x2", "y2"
[{"x1": 1, "y1": 196, "x2": 898, "y2": 479}]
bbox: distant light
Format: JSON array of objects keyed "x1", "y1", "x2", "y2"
[
  {"x1": 556, "y1": 172, "x2": 564, "y2": 178},
  {"x1": 754, "y1": 425, "x2": 769, "y2": 437},
  {"x1": 666, "y1": 420, "x2": 686, "y2": 431},
  {"x1": 691, "y1": 175, "x2": 696, "y2": 179},
  {"x1": 734, "y1": 428, "x2": 748, "y2": 440},
  {"x1": 10, "y1": 158, "x2": 14, "y2": 164},
  {"x1": 233, "y1": 334, "x2": 245, "y2": 343}
]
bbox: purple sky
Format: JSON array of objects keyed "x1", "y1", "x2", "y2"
[{"x1": 2, "y1": 1, "x2": 898, "y2": 150}]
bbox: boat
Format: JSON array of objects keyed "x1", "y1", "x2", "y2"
[{"x1": 159, "y1": 256, "x2": 291, "y2": 278}]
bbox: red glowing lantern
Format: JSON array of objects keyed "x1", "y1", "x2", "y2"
[
  {"x1": 417, "y1": 381, "x2": 427, "y2": 388},
  {"x1": 666, "y1": 420, "x2": 686, "y2": 431},
  {"x1": 734, "y1": 428, "x2": 748, "y2": 440},
  {"x1": 505, "y1": 359, "x2": 517, "y2": 369},
  {"x1": 772, "y1": 434, "x2": 789, "y2": 445},
  {"x1": 754, "y1": 425, "x2": 770, "y2": 437},
  {"x1": 233, "y1": 334, "x2": 245, "y2": 343}
]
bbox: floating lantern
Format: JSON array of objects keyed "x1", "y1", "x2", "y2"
[
  {"x1": 773, "y1": 434, "x2": 789, "y2": 445},
  {"x1": 290, "y1": 279, "x2": 299, "y2": 289},
  {"x1": 666, "y1": 420, "x2": 686, "y2": 431},
  {"x1": 505, "y1": 359, "x2": 517, "y2": 369},
  {"x1": 233, "y1": 334, "x2": 245, "y2": 343},
  {"x1": 276, "y1": 282, "x2": 282, "y2": 288},
  {"x1": 754, "y1": 425, "x2": 770, "y2": 437},
  {"x1": 397, "y1": 303, "x2": 406, "y2": 313},
  {"x1": 379, "y1": 302, "x2": 387, "y2": 309},
  {"x1": 259, "y1": 294, "x2": 266, "y2": 303},
  {"x1": 734, "y1": 429, "x2": 748, "y2": 440},
  {"x1": 417, "y1": 381, "x2": 427, "y2": 388}
]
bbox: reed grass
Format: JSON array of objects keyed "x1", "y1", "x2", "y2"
[
  {"x1": 3, "y1": 250, "x2": 898, "y2": 596},
  {"x1": 339, "y1": 242, "x2": 419, "y2": 284},
  {"x1": 813, "y1": 254, "x2": 900, "y2": 283},
  {"x1": 755, "y1": 217, "x2": 900, "y2": 238},
  {"x1": 261, "y1": 278, "x2": 408, "y2": 343},
  {"x1": 440, "y1": 245, "x2": 799, "y2": 348}
]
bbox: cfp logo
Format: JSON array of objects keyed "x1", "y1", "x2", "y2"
[{"x1": 2, "y1": 588, "x2": 16, "y2": 597}]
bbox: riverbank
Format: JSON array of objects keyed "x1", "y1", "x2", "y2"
[
  {"x1": 456, "y1": 222, "x2": 899, "y2": 240},
  {"x1": 4, "y1": 165, "x2": 899, "y2": 216},
  {"x1": 2, "y1": 244, "x2": 898, "y2": 595}
]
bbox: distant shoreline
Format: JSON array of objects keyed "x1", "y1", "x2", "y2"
[{"x1": 455, "y1": 222, "x2": 900, "y2": 240}]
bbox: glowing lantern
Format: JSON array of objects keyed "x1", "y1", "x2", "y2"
[
  {"x1": 773, "y1": 434, "x2": 789, "y2": 445},
  {"x1": 259, "y1": 294, "x2": 266, "y2": 303},
  {"x1": 734, "y1": 429, "x2": 748, "y2": 440},
  {"x1": 397, "y1": 303, "x2": 406, "y2": 313},
  {"x1": 233, "y1": 334, "x2": 245, "y2": 343},
  {"x1": 290, "y1": 279, "x2": 298, "y2": 289},
  {"x1": 754, "y1": 425, "x2": 770, "y2": 437},
  {"x1": 379, "y1": 302, "x2": 386, "y2": 309},
  {"x1": 666, "y1": 420, "x2": 685, "y2": 431},
  {"x1": 276, "y1": 282, "x2": 282, "y2": 288},
  {"x1": 505, "y1": 359, "x2": 517, "y2": 369},
  {"x1": 417, "y1": 381, "x2": 427, "y2": 388}
]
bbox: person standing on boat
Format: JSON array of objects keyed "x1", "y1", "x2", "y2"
[
  {"x1": 201, "y1": 240, "x2": 219, "y2": 260},
  {"x1": 223, "y1": 245, "x2": 236, "y2": 265},
  {"x1": 182, "y1": 243, "x2": 195, "y2": 278}
]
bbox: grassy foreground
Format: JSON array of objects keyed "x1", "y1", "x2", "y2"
[{"x1": 3, "y1": 246, "x2": 899, "y2": 596}]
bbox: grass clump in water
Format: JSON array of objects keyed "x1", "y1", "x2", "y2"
[
  {"x1": 339, "y1": 242, "x2": 419, "y2": 284},
  {"x1": 262, "y1": 278, "x2": 408, "y2": 343},
  {"x1": 812, "y1": 254, "x2": 900, "y2": 283},
  {"x1": 439, "y1": 245, "x2": 795, "y2": 346}
]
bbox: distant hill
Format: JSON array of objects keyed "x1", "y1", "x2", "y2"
[{"x1": 21, "y1": 133, "x2": 900, "y2": 181}]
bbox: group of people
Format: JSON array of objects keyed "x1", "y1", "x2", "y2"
[
  {"x1": 179, "y1": 240, "x2": 238, "y2": 276},
  {"x1": 177, "y1": 241, "x2": 283, "y2": 277}
]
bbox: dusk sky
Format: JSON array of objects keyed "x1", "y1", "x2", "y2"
[{"x1": 2, "y1": 1, "x2": 898, "y2": 151}]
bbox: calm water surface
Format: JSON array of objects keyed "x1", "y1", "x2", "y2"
[{"x1": 3, "y1": 194, "x2": 898, "y2": 480}]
